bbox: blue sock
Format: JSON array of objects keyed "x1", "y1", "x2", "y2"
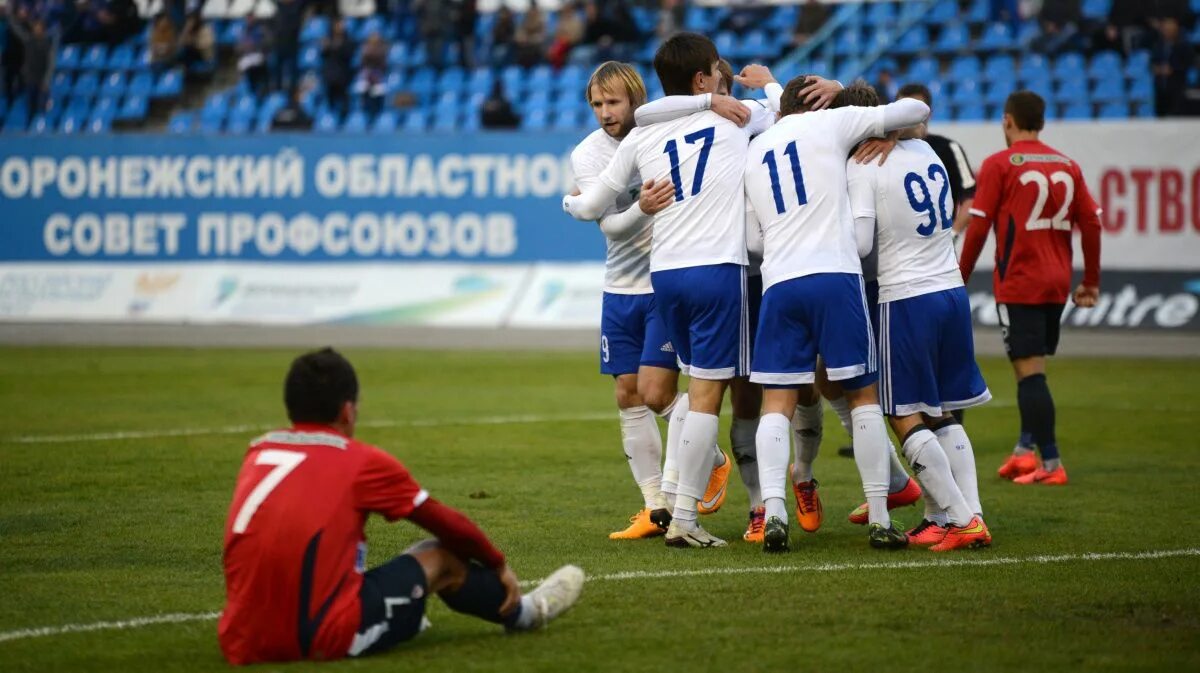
[{"x1": 439, "y1": 564, "x2": 523, "y2": 629}]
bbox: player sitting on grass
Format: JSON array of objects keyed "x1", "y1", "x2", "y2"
[
  {"x1": 219, "y1": 348, "x2": 584, "y2": 665},
  {"x1": 844, "y1": 84, "x2": 993, "y2": 551},
  {"x1": 959, "y1": 91, "x2": 1101, "y2": 486}
]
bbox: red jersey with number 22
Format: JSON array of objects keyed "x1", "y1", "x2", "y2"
[
  {"x1": 964, "y1": 140, "x2": 1101, "y2": 304},
  {"x1": 218, "y1": 425, "x2": 428, "y2": 665}
]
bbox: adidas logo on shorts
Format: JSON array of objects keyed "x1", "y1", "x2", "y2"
[{"x1": 660, "y1": 342, "x2": 674, "y2": 353}]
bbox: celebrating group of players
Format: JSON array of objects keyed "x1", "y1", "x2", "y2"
[{"x1": 564, "y1": 31, "x2": 1102, "y2": 553}]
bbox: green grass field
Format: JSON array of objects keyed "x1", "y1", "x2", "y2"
[{"x1": 1, "y1": 347, "x2": 1199, "y2": 672}]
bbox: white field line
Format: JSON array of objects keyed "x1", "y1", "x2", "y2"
[
  {"x1": 1, "y1": 547, "x2": 1196, "y2": 645},
  {"x1": 1, "y1": 412, "x2": 617, "y2": 445}
]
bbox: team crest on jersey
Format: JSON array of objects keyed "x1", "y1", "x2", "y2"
[{"x1": 1009, "y1": 154, "x2": 1026, "y2": 166}]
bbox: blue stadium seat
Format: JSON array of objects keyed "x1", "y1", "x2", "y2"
[
  {"x1": 528, "y1": 65, "x2": 553, "y2": 91},
  {"x1": 357, "y1": 16, "x2": 387, "y2": 41},
  {"x1": 58, "y1": 45, "x2": 81, "y2": 71},
  {"x1": 1098, "y1": 101, "x2": 1128, "y2": 118},
  {"x1": 949, "y1": 56, "x2": 982, "y2": 81},
  {"x1": 133, "y1": 47, "x2": 153, "y2": 72},
  {"x1": 984, "y1": 80, "x2": 1015, "y2": 106},
  {"x1": 501, "y1": 65, "x2": 523, "y2": 95},
  {"x1": 934, "y1": 23, "x2": 970, "y2": 53},
  {"x1": 404, "y1": 110, "x2": 429, "y2": 132},
  {"x1": 59, "y1": 111, "x2": 88, "y2": 134},
  {"x1": 436, "y1": 90, "x2": 463, "y2": 116},
  {"x1": 461, "y1": 111, "x2": 481, "y2": 132},
  {"x1": 233, "y1": 94, "x2": 258, "y2": 119},
  {"x1": 299, "y1": 45, "x2": 321, "y2": 70},
  {"x1": 1082, "y1": 0, "x2": 1112, "y2": 20},
  {"x1": 262, "y1": 91, "x2": 286, "y2": 116},
  {"x1": 225, "y1": 116, "x2": 252, "y2": 134},
  {"x1": 1124, "y1": 50, "x2": 1151, "y2": 78},
  {"x1": 553, "y1": 95, "x2": 579, "y2": 115},
  {"x1": 117, "y1": 94, "x2": 148, "y2": 121},
  {"x1": 1017, "y1": 54, "x2": 1049, "y2": 82},
  {"x1": 521, "y1": 109, "x2": 548, "y2": 131},
  {"x1": 740, "y1": 31, "x2": 771, "y2": 60},
  {"x1": 1134, "y1": 100, "x2": 1154, "y2": 117},
  {"x1": 713, "y1": 31, "x2": 737, "y2": 59},
  {"x1": 220, "y1": 20, "x2": 243, "y2": 47},
  {"x1": 1065, "y1": 100, "x2": 1094, "y2": 118},
  {"x1": 978, "y1": 23, "x2": 1016, "y2": 51},
  {"x1": 553, "y1": 109, "x2": 581, "y2": 131},
  {"x1": 983, "y1": 54, "x2": 1015, "y2": 82},
  {"x1": 1015, "y1": 21, "x2": 1041, "y2": 48},
  {"x1": 343, "y1": 110, "x2": 369, "y2": 132},
  {"x1": 407, "y1": 68, "x2": 436, "y2": 98},
  {"x1": 964, "y1": 0, "x2": 990, "y2": 23},
  {"x1": 1056, "y1": 78, "x2": 1090, "y2": 104},
  {"x1": 954, "y1": 102, "x2": 986, "y2": 121},
  {"x1": 101, "y1": 72, "x2": 126, "y2": 98},
  {"x1": 526, "y1": 90, "x2": 551, "y2": 113},
  {"x1": 865, "y1": 1, "x2": 897, "y2": 26},
  {"x1": 86, "y1": 114, "x2": 113, "y2": 134},
  {"x1": 168, "y1": 111, "x2": 193, "y2": 134},
  {"x1": 1092, "y1": 78, "x2": 1126, "y2": 102},
  {"x1": 384, "y1": 71, "x2": 405, "y2": 96},
  {"x1": 438, "y1": 67, "x2": 466, "y2": 93},
  {"x1": 153, "y1": 69, "x2": 184, "y2": 98},
  {"x1": 204, "y1": 92, "x2": 229, "y2": 117},
  {"x1": 372, "y1": 110, "x2": 398, "y2": 134},
  {"x1": 906, "y1": 56, "x2": 940, "y2": 83},
  {"x1": 468, "y1": 68, "x2": 493, "y2": 95},
  {"x1": 1022, "y1": 74, "x2": 1054, "y2": 99},
  {"x1": 29, "y1": 114, "x2": 54, "y2": 134},
  {"x1": 51, "y1": 72, "x2": 74, "y2": 98},
  {"x1": 81, "y1": 45, "x2": 108, "y2": 71},
  {"x1": 433, "y1": 113, "x2": 458, "y2": 132},
  {"x1": 92, "y1": 97, "x2": 117, "y2": 119},
  {"x1": 127, "y1": 72, "x2": 153, "y2": 98},
  {"x1": 4, "y1": 103, "x2": 29, "y2": 132},
  {"x1": 1128, "y1": 76, "x2": 1153, "y2": 102},
  {"x1": 834, "y1": 28, "x2": 862, "y2": 57},
  {"x1": 684, "y1": 6, "x2": 710, "y2": 33},
  {"x1": 925, "y1": 0, "x2": 959, "y2": 25},
  {"x1": 1088, "y1": 51, "x2": 1121, "y2": 80},
  {"x1": 557, "y1": 65, "x2": 586, "y2": 95},
  {"x1": 893, "y1": 26, "x2": 930, "y2": 54},
  {"x1": 387, "y1": 43, "x2": 406, "y2": 68},
  {"x1": 951, "y1": 80, "x2": 980, "y2": 105},
  {"x1": 1052, "y1": 53, "x2": 1087, "y2": 81},
  {"x1": 301, "y1": 15, "x2": 329, "y2": 43},
  {"x1": 72, "y1": 72, "x2": 99, "y2": 98},
  {"x1": 108, "y1": 44, "x2": 134, "y2": 71},
  {"x1": 315, "y1": 112, "x2": 339, "y2": 133}
]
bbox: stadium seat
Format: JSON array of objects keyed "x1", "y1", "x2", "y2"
[
  {"x1": 557, "y1": 65, "x2": 586, "y2": 95},
  {"x1": 1134, "y1": 100, "x2": 1154, "y2": 117},
  {"x1": 1128, "y1": 76, "x2": 1153, "y2": 102},
  {"x1": 300, "y1": 45, "x2": 321, "y2": 70},
  {"x1": 4, "y1": 103, "x2": 29, "y2": 132},
  {"x1": 1061, "y1": 101, "x2": 1092, "y2": 119},
  {"x1": 343, "y1": 111, "x2": 369, "y2": 133},
  {"x1": 833, "y1": 28, "x2": 861, "y2": 57},
  {"x1": 432, "y1": 113, "x2": 458, "y2": 132},
  {"x1": 1124, "y1": 50, "x2": 1151, "y2": 79},
  {"x1": 58, "y1": 111, "x2": 88, "y2": 134},
  {"x1": 954, "y1": 102, "x2": 986, "y2": 121},
  {"x1": 314, "y1": 112, "x2": 339, "y2": 133},
  {"x1": 964, "y1": 0, "x2": 990, "y2": 23},
  {"x1": 92, "y1": 97, "x2": 118, "y2": 119},
  {"x1": 358, "y1": 16, "x2": 387, "y2": 41},
  {"x1": 301, "y1": 15, "x2": 329, "y2": 43},
  {"x1": 101, "y1": 72, "x2": 126, "y2": 98},
  {"x1": 739, "y1": 31, "x2": 771, "y2": 60},
  {"x1": 985, "y1": 80, "x2": 1015, "y2": 106},
  {"x1": 167, "y1": 111, "x2": 193, "y2": 134},
  {"x1": 407, "y1": 68, "x2": 436, "y2": 98},
  {"x1": 1098, "y1": 101, "x2": 1128, "y2": 119},
  {"x1": 1082, "y1": 0, "x2": 1112, "y2": 20},
  {"x1": 935, "y1": 23, "x2": 970, "y2": 53},
  {"x1": 1017, "y1": 54, "x2": 1049, "y2": 82},
  {"x1": 1023, "y1": 73, "x2": 1054, "y2": 99},
  {"x1": 892, "y1": 25, "x2": 929, "y2": 54},
  {"x1": 865, "y1": 1, "x2": 897, "y2": 27},
  {"x1": 978, "y1": 23, "x2": 1016, "y2": 51},
  {"x1": 51, "y1": 72, "x2": 74, "y2": 98},
  {"x1": 983, "y1": 54, "x2": 1016, "y2": 82},
  {"x1": 552, "y1": 109, "x2": 581, "y2": 131},
  {"x1": 925, "y1": 0, "x2": 959, "y2": 25},
  {"x1": 127, "y1": 72, "x2": 153, "y2": 98},
  {"x1": 372, "y1": 110, "x2": 398, "y2": 134},
  {"x1": 117, "y1": 94, "x2": 148, "y2": 121},
  {"x1": 1088, "y1": 51, "x2": 1122, "y2": 80},
  {"x1": 528, "y1": 65, "x2": 553, "y2": 91},
  {"x1": 225, "y1": 116, "x2": 252, "y2": 134},
  {"x1": 468, "y1": 68, "x2": 493, "y2": 95},
  {"x1": 29, "y1": 114, "x2": 54, "y2": 134},
  {"x1": 1055, "y1": 78, "x2": 1089, "y2": 103},
  {"x1": 1052, "y1": 53, "x2": 1087, "y2": 81},
  {"x1": 906, "y1": 57, "x2": 940, "y2": 83},
  {"x1": 233, "y1": 94, "x2": 258, "y2": 119},
  {"x1": 438, "y1": 67, "x2": 466, "y2": 93},
  {"x1": 108, "y1": 44, "x2": 134, "y2": 71},
  {"x1": 949, "y1": 56, "x2": 982, "y2": 82},
  {"x1": 81, "y1": 45, "x2": 108, "y2": 71},
  {"x1": 58, "y1": 45, "x2": 81, "y2": 71},
  {"x1": 1092, "y1": 78, "x2": 1126, "y2": 102},
  {"x1": 404, "y1": 110, "x2": 429, "y2": 132},
  {"x1": 132, "y1": 47, "x2": 153, "y2": 72},
  {"x1": 521, "y1": 109, "x2": 548, "y2": 131},
  {"x1": 1015, "y1": 21, "x2": 1041, "y2": 48},
  {"x1": 86, "y1": 114, "x2": 113, "y2": 134},
  {"x1": 72, "y1": 72, "x2": 99, "y2": 98},
  {"x1": 153, "y1": 69, "x2": 184, "y2": 98},
  {"x1": 951, "y1": 80, "x2": 980, "y2": 105}
]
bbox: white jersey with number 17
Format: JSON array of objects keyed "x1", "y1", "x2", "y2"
[
  {"x1": 847, "y1": 139, "x2": 962, "y2": 304},
  {"x1": 744, "y1": 106, "x2": 886, "y2": 290},
  {"x1": 598, "y1": 110, "x2": 750, "y2": 273}
]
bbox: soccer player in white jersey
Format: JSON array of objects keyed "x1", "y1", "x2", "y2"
[
  {"x1": 570, "y1": 62, "x2": 749, "y2": 540},
  {"x1": 744, "y1": 75, "x2": 930, "y2": 552},
  {"x1": 845, "y1": 85, "x2": 994, "y2": 552},
  {"x1": 565, "y1": 33, "x2": 773, "y2": 548}
]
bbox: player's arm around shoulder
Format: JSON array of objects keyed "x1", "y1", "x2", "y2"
[{"x1": 563, "y1": 134, "x2": 633, "y2": 221}]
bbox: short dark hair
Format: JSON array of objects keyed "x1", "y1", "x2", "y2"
[
  {"x1": 779, "y1": 74, "x2": 817, "y2": 116},
  {"x1": 654, "y1": 32, "x2": 719, "y2": 96},
  {"x1": 284, "y1": 347, "x2": 359, "y2": 424},
  {"x1": 1004, "y1": 90, "x2": 1045, "y2": 131},
  {"x1": 897, "y1": 83, "x2": 932, "y2": 107},
  {"x1": 832, "y1": 80, "x2": 880, "y2": 108}
]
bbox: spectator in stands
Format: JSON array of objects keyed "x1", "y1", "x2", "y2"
[
  {"x1": 583, "y1": 0, "x2": 639, "y2": 61},
  {"x1": 490, "y1": 6, "x2": 516, "y2": 65},
  {"x1": 237, "y1": 14, "x2": 270, "y2": 98},
  {"x1": 176, "y1": 10, "x2": 215, "y2": 75},
  {"x1": 548, "y1": 3, "x2": 584, "y2": 69},
  {"x1": 457, "y1": 0, "x2": 479, "y2": 69},
  {"x1": 481, "y1": 80, "x2": 520, "y2": 129},
  {"x1": 657, "y1": 0, "x2": 684, "y2": 39},
  {"x1": 0, "y1": 5, "x2": 19, "y2": 103},
  {"x1": 271, "y1": 86, "x2": 314, "y2": 131},
  {"x1": 793, "y1": 0, "x2": 829, "y2": 46},
  {"x1": 273, "y1": 0, "x2": 305, "y2": 94},
  {"x1": 149, "y1": 12, "x2": 177, "y2": 74},
  {"x1": 1152, "y1": 16, "x2": 1193, "y2": 115},
  {"x1": 321, "y1": 18, "x2": 354, "y2": 118},
  {"x1": 1034, "y1": 0, "x2": 1083, "y2": 54},
  {"x1": 875, "y1": 68, "x2": 900, "y2": 102},
  {"x1": 515, "y1": 0, "x2": 547, "y2": 67},
  {"x1": 66, "y1": 0, "x2": 141, "y2": 46},
  {"x1": 9, "y1": 12, "x2": 55, "y2": 120},
  {"x1": 416, "y1": 0, "x2": 454, "y2": 70},
  {"x1": 354, "y1": 31, "x2": 389, "y2": 117},
  {"x1": 722, "y1": 0, "x2": 772, "y2": 35},
  {"x1": 1099, "y1": 0, "x2": 1149, "y2": 54}
]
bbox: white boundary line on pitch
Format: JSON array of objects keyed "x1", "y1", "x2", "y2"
[
  {"x1": 1, "y1": 547, "x2": 1197, "y2": 645},
  {"x1": 1, "y1": 412, "x2": 617, "y2": 445}
]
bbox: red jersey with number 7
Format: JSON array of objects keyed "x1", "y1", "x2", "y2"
[
  {"x1": 959, "y1": 139, "x2": 1102, "y2": 304},
  {"x1": 218, "y1": 425, "x2": 428, "y2": 665}
]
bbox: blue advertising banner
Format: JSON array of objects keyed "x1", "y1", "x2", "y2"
[{"x1": 0, "y1": 132, "x2": 606, "y2": 264}]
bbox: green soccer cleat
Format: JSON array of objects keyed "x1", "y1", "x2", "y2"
[
  {"x1": 868, "y1": 523, "x2": 909, "y2": 550},
  {"x1": 763, "y1": 516, "x2": 790, "y2": 553}
]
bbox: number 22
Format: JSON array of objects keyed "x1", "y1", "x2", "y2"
[
  {"x1": 232, "y1": 449, "x2": 306, "y2": 534},
  {"x1": 1019, "y1": 170, "x2": 1074, "y2": 231}
]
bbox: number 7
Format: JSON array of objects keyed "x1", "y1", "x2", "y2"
[{"x1": 232, "y1": 449, "x2": 307, "y2": 534}]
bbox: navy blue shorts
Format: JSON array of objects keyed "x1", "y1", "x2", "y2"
[
  {"x1": 750, "y1": 273, "x2": 877, "y2": 390},
  {"x1": 651, "y1": 263, "x2": 750, "y2": 380},
  {"x1": 600, "y1": 292, "x2": 678, "y2": 376},
  {"x1": 348, "y1": 554, "x2": 429, "y2": 658},
  {"x1": 877, "y1": 287, "x2": 992, "y2": 417}
]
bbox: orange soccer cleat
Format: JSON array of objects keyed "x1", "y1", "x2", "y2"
[
  {"x1": 847, "y1": 477, "x2": 922, "y2": 525},
  {"x1": 743, "y1": 506, "x2": 766, "y2": 543},
  {"x1": 1013, "y1": 465, "x2": 1068, "y2": 485},
  {"x1": 906, "y1": 519, "x2": 949, "y2": 546},
  {"x1": 997, "y1": 452, "x2": 1039, "y2": 480},
  {"x1": 608, "y1": 509, "x2": 668, "y2": 540},
  {"x1": 698, "y1": 450, "x2": 732, "y2": 515},
  {"x1": 929, "y1": 516, "x2": 992, "y2": 552},
  {"x1": 792, "y1": 479, "x2": 823, "y2": 533}
]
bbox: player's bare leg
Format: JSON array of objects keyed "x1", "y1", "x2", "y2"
[
  {"x1": 757, "y1": 385, "x2": 803, "y2": 552},
  {"x1": 402, "y1": 540, "x2": 584, "y2": 633},
  {"x1": 664, "y1": 377, "x2": 729, "y2": 548},
  {"x1": 608, "y1": 373, "x2": 669, "y2": 539},
  {"x1": 1005, "y1": 355, "x2": 1066, "y2": 484},
  {"x1": 729, "y1": 376, "x2": 764, "y2": 541}
]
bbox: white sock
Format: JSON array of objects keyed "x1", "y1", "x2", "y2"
[
  {"x1": 730, "y1": 416, "x2": 762, "y2": 508},
  {"x1": 790, "y1": 400, "x2": 822, "y2": 484},
  {"x1": 887, "y1": 442, "x2": 911, "y2": 493},
  {"x1": 755, "y1": 412, "x2": 791, "y2": 525},
  {"x1": 619, "y1": 406, "x2": 663, "y2": 509},
  {"x1": 901, "y1": 428, "x2": 973, "y2": 527},
  {"x1": 829, "y1": 396, "x2": 853, "y2": 435},
  {"x1": 923, "y1": 497, "x2": 950, "y2": 527},
  {"x1": 510, "y1": 595, "x2": 538, "y2": 630},
  {"x1": 661, "y1": 392, "x2": 688, "y2": 504},
  {"x1": 935, "y1": 422, "x2": 982, "y2": 516},
  {"x1": 671, "y1": 410, "x2": 719, "y2": 529},
  {"x1": 850, "y1": 404, "x2": 891, "y2": 527}
]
